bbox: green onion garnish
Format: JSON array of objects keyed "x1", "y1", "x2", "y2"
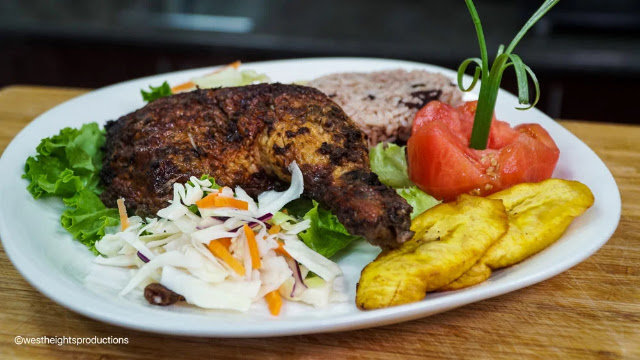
[{"x1": 458, "y1": 0, "x2": 559, "y2": 150}]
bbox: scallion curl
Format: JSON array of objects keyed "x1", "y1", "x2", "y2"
[{"x1": 457, "y1": 0, "x2": 559, "y2": 150}]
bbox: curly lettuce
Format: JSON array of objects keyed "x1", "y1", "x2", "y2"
[
  {"x1": 24, "y1": 123, "x2": 104, "y2": 198},
  {"x1": 23, "y1": 123, "x2": 119, "y2": 254},
  {"x1": 141, "y1": 82, "x2": 172, "y2": 102},
  {"x1": 61, "y1": 189, "x2": 119, "y2": 253}
]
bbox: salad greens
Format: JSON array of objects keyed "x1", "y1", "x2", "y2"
[
  {"x1": 23, "y1": 123, "x2": 119, "y2": 254},
  {"x1": 141, "y1": 81, "x2": 172, "y2": 102},
  {"x1": 298, "y1": 201, "x2": 363, "y2": 259},
  {"x1": 274, "y1": 198, "x2": 360, "y2": 259},
  {"x1": 369, "y1": 142, "x2": 440, "y2": 219},
  {"x1": 61, "y1": 189, "x2": 119, "y2": 250},
  {"x1": 280, "y1": 197, "x2": 314, "y2": 219},
  {"x1": 369, "y1": 143, "x2": 414, "y2": 188},
  {"x1": 24, "y1": 123, "x2": 104, "y2": 198},
  {"x1": 397, "y1": 187, "x2": 440, "y2": 219}
]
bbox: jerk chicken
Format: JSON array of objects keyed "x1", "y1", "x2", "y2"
[{"x1": 100, "y1": 83, "x2": 413, "y2": 249}]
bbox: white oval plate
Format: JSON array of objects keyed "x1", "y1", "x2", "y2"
[{"x1": 0, "y1": 58, "x2": 621, "y2": 337}]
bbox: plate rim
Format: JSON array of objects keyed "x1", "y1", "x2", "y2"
[{"x1": 0, "y1": 57, "x2": 622, "y2": 337}]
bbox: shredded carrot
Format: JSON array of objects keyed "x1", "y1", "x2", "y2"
[
  {"x1": 170, "y1": 81, "x2": 196, "y2": 93},
  {"x1": 195, "y1": 190, "x2": 247, "y2": 210},
  {"x1": 207, "y1": 240, "x2": 245, "y2": 276},
  {"x1": 244, "y1": 224, "x2": 261, "y2": 269},
  {"x1": 217, "y1": 237, "x2": 232, "y2": 249},
  {"x1": 282, "y1": 209, "x2": 288, "y2": 215},
  {"x1": 195, "y1": 193, "x2": 218, "y2": 208},
  {"x1": 268, "y1": 224, "x2": 281, "y2": 235},
  {"x1": 171, "y1": 61, "x2": 242, "y2": 93},
  {"x1": 267, "y1": 225, "x2": 289, "y2": 256},
  {"x1": 116, "y1": 198, "x2": 129, "y2": 231},
  {"x1": 214, "y1": 197, "x2": 249, "y2": 210},
  {"x1": 265, "y1": 290, "x2": 282, "y2": 316},
  {"x1": 274, "y1": 240, "x2": 290, "y2": 257}
]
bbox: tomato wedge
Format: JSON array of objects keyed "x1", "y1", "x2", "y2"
[{"x1": 407, "y1": 101, "x2": 560, "y2": 201}]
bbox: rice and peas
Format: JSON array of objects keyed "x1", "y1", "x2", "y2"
[{"x1": 308, "y1": 69, "x2": 463, "y2": 145}]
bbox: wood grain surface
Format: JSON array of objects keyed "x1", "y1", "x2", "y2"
[{"x1": 0, "y1": 85, "x2": 638, "y2": 359}]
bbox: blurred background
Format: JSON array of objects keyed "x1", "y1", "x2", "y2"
[{"x1": 0, "y1": 0, "x2": 638, "y2": 122}]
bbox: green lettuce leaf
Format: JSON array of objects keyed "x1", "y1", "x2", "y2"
[
  {"x1": 298, "y1": 201, "x2": 362, "y2": 258},
  {"x1": 397, "y1": 187, "x2": 440, "y2": 219},
  {"x1": 369, "y1": 143, "x2": 440, "y2": 218},
  {"x1": 23, "y1": 122, "x2": 120, "y2": 254},
  {"x1": 282, "y1": 197, "x2": 314, "y2": 219},
  {"x1": 141, "y1": 81, "x2": 172, "y2": 102},
  {"x1": 61, "y1": 189, "x2": 119, "y2": 254},
  {"x1": 369, "y1": 143, "x2": 414, "y2": 188},
  {"x1": 23, "y1": 123, "x2": 105, "y2": 198}
]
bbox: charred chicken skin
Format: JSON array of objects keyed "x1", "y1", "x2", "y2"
[{"x1": 100, "y1": 83, "x2": 413, "y2": 249}]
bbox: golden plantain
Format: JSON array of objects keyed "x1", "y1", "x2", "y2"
[
  {"x1": 356, "y1": 194, "x2": 508, "y2": 309},
  {"x1": 442, "y1": 179, "x2": 594, "y2": 291}
]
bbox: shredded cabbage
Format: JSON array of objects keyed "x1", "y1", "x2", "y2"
[
  {"x1": 282, "y1": 237, "x2": 342, "y2": 281},
  {"x1": 257, "y1": 162, "x2": 304, "y2": 216},
  {"x1": 257, "y1": 255, "x2": 292, "y2": 298},
  {"x1": 192, "y1": 67, "x2": 270, "y2": 89},
  {"x1": 93, "y1": 167, "x2": 345, "y2": 313},
  {"x1": 160, "y1": 266, "x2": 260, "y2": 312}
]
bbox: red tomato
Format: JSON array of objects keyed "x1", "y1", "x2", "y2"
[{"x1": 407, "y1": 101, "x2": 560, "y2": 200}]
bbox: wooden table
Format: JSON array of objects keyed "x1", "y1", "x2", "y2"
[{"x1": 0, "y1": 85, "x2": 638, "y2": 359}]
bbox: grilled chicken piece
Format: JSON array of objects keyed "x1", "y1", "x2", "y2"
[{"x1": 100, "y1": 84, "x2": 413, "y2": 248}]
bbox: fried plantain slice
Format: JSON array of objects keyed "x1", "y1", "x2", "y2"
[
  {"x1": 439, "y1": 261, "x2": 492, "y2": 290},
  {"x1": 442, "y1": 179, "x2": 594, "y2": 291},
  {"x1": 356, "y1": 194, "x2": 508, "y2": 309}
]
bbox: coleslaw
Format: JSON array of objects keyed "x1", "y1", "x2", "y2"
[{"x1": 93, "y1": 162, "x2": 346, "y2": 315}]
